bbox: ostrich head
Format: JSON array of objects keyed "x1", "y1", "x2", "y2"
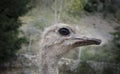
[{"x1": 40, "y1": 23, "x2": 101, "y2": 59}]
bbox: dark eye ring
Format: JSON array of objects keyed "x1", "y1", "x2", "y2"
[{"x1": 58, "y1": 28, "x2": 70, "y2": 36}]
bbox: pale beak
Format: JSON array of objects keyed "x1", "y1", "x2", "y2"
[{"x1": 72, "y1": 36, "x2": 101, "y2": 47}]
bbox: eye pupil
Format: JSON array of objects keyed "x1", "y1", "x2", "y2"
[{"x1": 59, "y1": 28, "x2": 70, "y2": 36}]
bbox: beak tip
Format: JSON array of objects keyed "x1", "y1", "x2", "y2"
[
  {"x1": 84, "y1": 38, "x2": 102, "y2": 46},
  {"x1": 95, "y1": 39, "x2": 101, "y2": 45},
  {"x1": 92, "y1": 39, "x2": 102, "y2": 45}
]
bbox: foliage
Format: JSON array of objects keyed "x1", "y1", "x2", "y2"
[
  {"x1": 115, "y1": 10, "x2": 120, "y2": 22},
  {"x1": 61, "y1": 61, "x2": 96, "y2": 74},
  {"x1": 111, "y1": 26, "x2": 120, "y2": 63},
  {"x1": 84, "y1": 0, "x2": 119, "y2": 14},
  {"x1": 75, "y1": 61, "x2": 96, "y2": 74},
  {"x1": 35, "y1": 0, "x2": 54, "y2": 7},
  {"x1": 102, "y1": 66, "x2": 114, "y2": 74},
  {"x1": 80, "y1": 44, "x2": 116, "y2": 63},
  {"x1": 67, "y1": 0, "x2": 88, "y2": 16},
  {"x1": 84, "y1": 0, "x2": 99, "y2": 12},
  {"x1": 0, "y1": 0, "x2": 32, "y2": 63}
]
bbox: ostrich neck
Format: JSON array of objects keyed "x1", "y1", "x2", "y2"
[{"x1": 38, "y1": 46, "x2": 59, "y2": 74}]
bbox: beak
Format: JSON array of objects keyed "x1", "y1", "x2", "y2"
[{"x1": 72, "y1": 36, "x2": 101, "y2": 47}]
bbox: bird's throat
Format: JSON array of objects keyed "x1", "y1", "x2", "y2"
[{"x1": 39, "y1": 50, "x2": 59, "y2": 74}]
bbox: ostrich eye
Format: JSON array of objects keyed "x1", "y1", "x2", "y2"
[{"x1": 58, "y1": 28, "x2": 70, "y2": 36}]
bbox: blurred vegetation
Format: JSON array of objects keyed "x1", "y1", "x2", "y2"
[
  {"x1": 67, "y1": 0, "x2": 120, "y2": 20},
  {"x1": 60, "y1": 61, "x2": 96, "y2": 74},
  {"x1": 84, "y1": 0, "x2": 120, "y2": 19},
  {"x1": 74, "y1": 61, "x2": 96, "y2": 74},
  {"x1": 102, "y1": 66, "x2": 114, "y2": 74},
  {"x1": 0, "y1": 0, "x2": 33, "y2": 63},
  {"x1": 67, "y1": 0, "x2": 88, "y2": 16},
  {"x1": 111, "y1": 26, "x2": 120, "y2": 63},
  {"x1": 81, "y1": 44, "x2": 115, "y2": 62},
  {"x1": 81, "y1": 45, "x2": 119, "y2": 74}
]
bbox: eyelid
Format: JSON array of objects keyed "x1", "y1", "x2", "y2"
[{"x1": 64, "y1": 26, "x2": 76, "y2": 34}]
